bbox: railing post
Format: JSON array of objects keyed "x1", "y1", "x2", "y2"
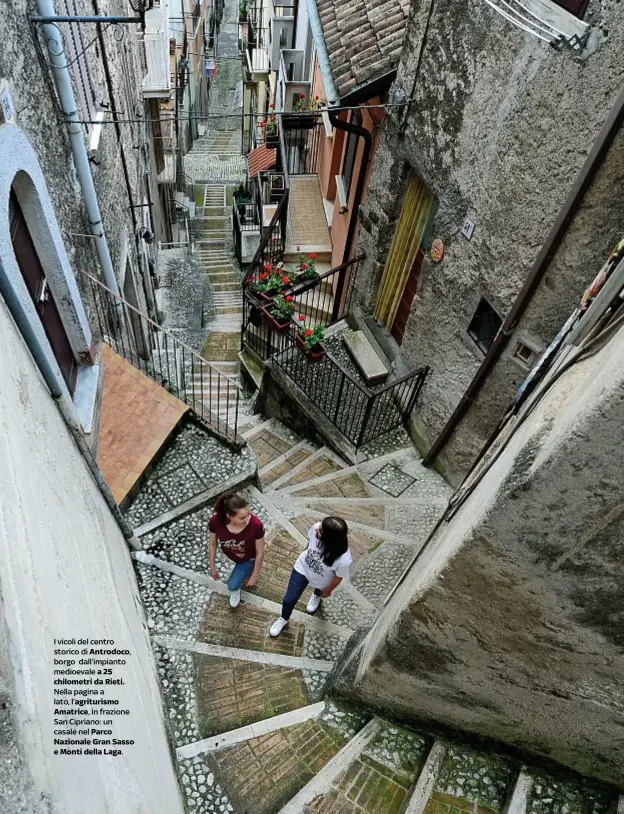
[{"x1": 356, "y1": 392, "x2": 375, "y2": 450}]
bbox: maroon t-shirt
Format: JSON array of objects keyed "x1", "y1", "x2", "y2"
[{"x1": 208, "y1": 513, "x2": 265, "y2": 563}]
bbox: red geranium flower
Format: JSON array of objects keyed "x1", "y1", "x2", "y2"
[
  {"x1": 315, "y1": 95, "x2": 319, "y2": 100},
  {"x1": 259, "y1": 271, "x2": 269, "y2": 280},
  {"x1": 270, "y1": 103, "x2": 275, "y2": 109},
  {"x1": 285, "y1": 295, "x2": 293, "y2": 302},
  {"x1": 309, "y1": 253, "x2": 317, "y2": 260},
  {"x1": 298, "y1": 315, "x2": 305, "y2": 322},
  {"x1": 259, "y1": 121, "x2": 265, "y2": 128},
  {"x1": 305, "y1": 329, "x2": 313, "y2": 337},
  {"x1": 300, "y1": 263, "x2": 308, "y2": 271},
  {"x1": 299, "y1": 93, "x2": 305, "y2": 99},
  {"x1": 282, "y1": 276, "x2": 289, "y2": 284}
]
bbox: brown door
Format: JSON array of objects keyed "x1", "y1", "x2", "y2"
[
  {"x1": 391, "y1": 248, "x2": 425, "y2": 345},
  {"x1": 9, "y1": 193, "x2": 78, "y2": 394}
]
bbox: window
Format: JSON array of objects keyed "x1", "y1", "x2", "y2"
[
  {"x1": 551, "y1": 0, "x2": 589, "y2": 17},
  {"x1": 467, "y1": 297, "x2": 502, "y2": 353},
  {"x1": 342, "y1": 108, "x2": 363, "y2": 202},
  {"x1": 513, "y1": 341, "x2": 539, "y2": 368}
]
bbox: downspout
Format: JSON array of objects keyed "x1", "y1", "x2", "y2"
[
  {"x1": 306, "y1": 0, "x2": 339, "y2": 106},
  {"x1": 423, "y1": 81, "x2": 624, "y2": 466},
  {"x1": 0, "y1": 259, "x2": 141, "y2": 551},
  {"x1": 35, "y1": 0, "x2": 120, "y2": 295}
]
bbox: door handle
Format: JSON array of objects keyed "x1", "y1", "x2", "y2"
[{"x1": 37, "y1": 279, "x2": 49, "y2": 305}]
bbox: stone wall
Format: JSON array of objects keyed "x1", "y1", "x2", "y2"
[
  {"x1": 335, "y1": 319, "x2": 624, "y2": 787},
  {"x1": 0, "y1": 287, "x2": 184, "y2": 812},
  {"x1": 355, "y1": 0, "x2": 624, "y2": 479},
  {"x1": 0, "y1": 0, "x2": 158, "y2": 308}
]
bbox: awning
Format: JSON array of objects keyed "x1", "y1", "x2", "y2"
[{"x1": 247, "y1": 144, "x2": 277, "y2": 179}]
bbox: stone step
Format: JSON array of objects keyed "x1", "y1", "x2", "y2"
[{"x1": 342, "y1": 330, "x2": 389, "y2": 386}]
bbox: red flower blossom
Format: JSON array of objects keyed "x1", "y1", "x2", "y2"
[
  {"x1": 269, "y1": 103, "x2": 275, "y2": 109},
  {"x1": 264, "y1": 262, "x2": 272, "y2": 271},
  {"x1": 259, "y1": 271, "x2": 269, "y2": 280},
  {"x1": 315, "y1": 95, "x2": 319, "y2": 100},
  {"x1": 285, "y1": 295, "x2": 293, "y2": 302},
  {"x1": 282, "y1": 276, "x2": 289, "y2": 284},
  {"x1": 259, "y1": 121, "x2": 265, "y2": 128},
  {"x1": 298, "y1": 315, "x2": 305, "y2": 322},
  {"x1": 309, "y1": 253, "x2": 317, "y2": 260},
  {"x1": 299, "y1": 93, "x2": 305, "y2": 99},
  {"x1": 300, "y1": 263, "x2": 308, "y2": 271},
  {"x1": 305, "y1": 329, "x2": 313, "y2": 337}
]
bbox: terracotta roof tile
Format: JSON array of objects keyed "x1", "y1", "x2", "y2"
[
  {"x1": 316, "y1": 0, "x2": 409, "y2": 98},
  {"x1": 247, "y1": 144, "x2": 277, "y2": 179}
]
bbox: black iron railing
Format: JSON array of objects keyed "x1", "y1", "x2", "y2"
[
  {"x1": 80, "y1": 270, "x2": 244, "y2": 448},
  {"x1": 242, "y1": 256, "x2": 362, "y2": 361},
  {"x1": 282, "y1": 113, "x2": 323, "y2": 175},
  {"x1": 272, "y1": 337, "x2": 429, "y2": 449}
]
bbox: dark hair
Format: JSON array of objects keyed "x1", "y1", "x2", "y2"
[
  {"x1": 214, "y1": 492, "x2": 249, "y2": 523},
  {"x1": 318, "y1": 516, "x2": 349, "y2": 566}
]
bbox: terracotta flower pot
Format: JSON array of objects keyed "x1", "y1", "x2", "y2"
[
  {"x1": 295, "y1": 333, "x2": 326, "y2": 362},
  {"x1": 262, "y1": 307, "x2": 291, "y2": 334}
]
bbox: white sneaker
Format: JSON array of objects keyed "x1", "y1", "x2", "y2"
[
  {"x1": 269, "y1": 617, "x2": 288, "y2": 637},
  {"x1": 306, "y1": 594, "x2": 321, "y2": 615},
  {"x1": 229, "y1": 589, "x2": 241, "y2": 609}
]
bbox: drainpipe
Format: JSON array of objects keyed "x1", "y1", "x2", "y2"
[
  {"x1": 306, "y1": 0, "x2": 339, "y2": 106},
  {"x1": 35, "y1": 0, "x2": 120, "y2": 295},
  {"x1": 328, "y1": 110, "x2": 373, "y2": 321},
  {"x1": 423, "y1": 81, "x2": 624, "y2": 466},
  {"x1": 0, "y1": 259, "x2": 141, "y2": 550}
]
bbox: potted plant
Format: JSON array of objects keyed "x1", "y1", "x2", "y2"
[
  {"x1": 263, "y1": 294, "x2": 295, "y2": 334},
  {"x1": 238, "y1": 0, "x2": 248, "y2": 22},
  {"x1": 249, "y1": 264, "x2": 284, "y2": 303},
  {"x1": 260, "y1": 113, "x2": 279, "y2": 147},
  {"x1": 294, "y1": 247, "x2": 318, "y2": 282},
  {"x1": 295, "y1": 319, "x2": 326, "y2": 362}
]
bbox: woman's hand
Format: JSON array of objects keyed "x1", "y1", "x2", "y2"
[
  {"x1": 320, "y1": 588, "x2": 333, "y2": 599},
  {"x1": 210, "y1": 567, "x2": 220, "y2": 581},
  {"x1": 246, "y1": 574, "x2": 258, "y2": 589}
]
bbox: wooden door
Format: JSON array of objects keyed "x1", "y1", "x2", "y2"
[
  {"x1": 375, "y1": 174, "x2": 432, "y2": 337},
  {"x1": 9, "y1": 193, "x2": 77, "y2": 393},
  {"x1": 391, "y1": 248, "x2": 425, "y2": 345}
]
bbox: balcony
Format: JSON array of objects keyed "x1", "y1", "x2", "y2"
[
  {"x1": 142, "y1": 3, "x2": 171, "y2": 98},
  {"x1": 277, "y1": 50, "x2": 310, "y2": 112},
  {"x1": 268, "y1": 1, "x2": 294, "y2": 70}
]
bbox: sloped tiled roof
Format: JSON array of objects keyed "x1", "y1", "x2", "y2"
[
  {"x1": 247, "y1": 144, "x2": 277, "y2": 179},
  {"x1": 316, "y1": 0, "x2": 410, "y2": 98}
]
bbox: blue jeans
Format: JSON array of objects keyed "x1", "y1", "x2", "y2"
[
  {"x1": 227, "y1": 559, "x2": 255, "y2": 592},
  {"x1": 282, "y1": 569, "x2": 322, "y2": 620}
]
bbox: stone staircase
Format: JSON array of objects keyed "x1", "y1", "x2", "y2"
[{"x1": 124, "y1": 414, "x2": 620, "y2": 814}]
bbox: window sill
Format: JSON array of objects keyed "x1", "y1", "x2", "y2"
[
  {"x1": 73, "y1": 363, "x2": 102, "y2": 435},
  {"x1": 335, "y1": 175, "x2": 348, "y2": 210}
]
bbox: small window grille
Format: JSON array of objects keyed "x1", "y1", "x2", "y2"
[
  {"x1": 513, "y1": 342, "x2": 538, "y2": 367},
  {"x1": 467, "y1": 298, "x2": 502, "y2": 353}
]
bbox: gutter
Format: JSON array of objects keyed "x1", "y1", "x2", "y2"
[
  {"x1": 424, "y1": 80, "x2": 624, "y2": 466},
  {"x1": 35, "y1": 0, "x2": 120, "y2": 295},
  {"x1": 306, "y1": 0, "x2": 340, "y2": 106},
  {"x1": 0, "y1": 259, "x2": 141, "y2": 551}
]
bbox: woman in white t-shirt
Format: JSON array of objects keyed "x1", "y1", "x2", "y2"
[{"x1": 269, "y1": 517, "x2": 352, "y2": 637}]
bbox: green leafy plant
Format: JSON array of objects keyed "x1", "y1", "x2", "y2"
[
  {"x1": 234, "y1": 184, "x2": 251, "y2": 204},
  {"x1": 293, "y1": 93, "x2": 323, "y2": 112},
  {"x1": 295, "y1": 247, "x2": 318, "y2": 280},
  {"x1": 268, "y1": 294, "x2": 296, "y2": 322},
  {"x1": 250, "y1": 267, "x2": 283, "y2": 296},
  {"x1": 296, "y1": 319, "x2": 325, "y2": 350},
  {"x1": 259, "y1": 113, "x2": 278, "y2": 137}
]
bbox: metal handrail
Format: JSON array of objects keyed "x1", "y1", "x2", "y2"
[{"x1": 80, "y1": 270, "x2": 244, "y2": 448}]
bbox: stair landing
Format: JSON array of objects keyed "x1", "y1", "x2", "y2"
[
  {"x1": 97, "y1": 343, "x2": 188, "y2": 504},
  {"x1": 287, "y1": 176, "x2": 332, "y2": 258}
]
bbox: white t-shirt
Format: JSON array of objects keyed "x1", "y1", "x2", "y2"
[{"x1": 294, "y1": 524, "x2": 352, "y2": 590}]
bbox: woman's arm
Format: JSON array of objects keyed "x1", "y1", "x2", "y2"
[
  {"x1": 208, "y1": 532, "x2": 219, "y2": 581},
  {"x1": 247, "y1": 536, "x2": 265, "y2": 588},
  {"x1": 321, "y1": 575, "x2": 342, "y2": 599}
]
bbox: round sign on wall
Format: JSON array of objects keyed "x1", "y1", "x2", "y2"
[{"x1": 431, "y1": 238, "x2": 444, "y2": 263}]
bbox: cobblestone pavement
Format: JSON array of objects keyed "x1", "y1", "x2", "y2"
[
  {"x1": 128, "y1": 406, "x2": 618, "y2": 813},
  {"x1": 126, "y1": 2, "x2": 621, "y2": 808}
]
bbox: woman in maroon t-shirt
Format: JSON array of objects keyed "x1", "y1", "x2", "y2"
[{"x1": 208, "y1": 492, "x2": 266, "y2": 609}]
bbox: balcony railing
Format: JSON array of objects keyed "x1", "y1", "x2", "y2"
[{"x1": 80, "y1": 270, "x2": 243, "y2": 448}]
